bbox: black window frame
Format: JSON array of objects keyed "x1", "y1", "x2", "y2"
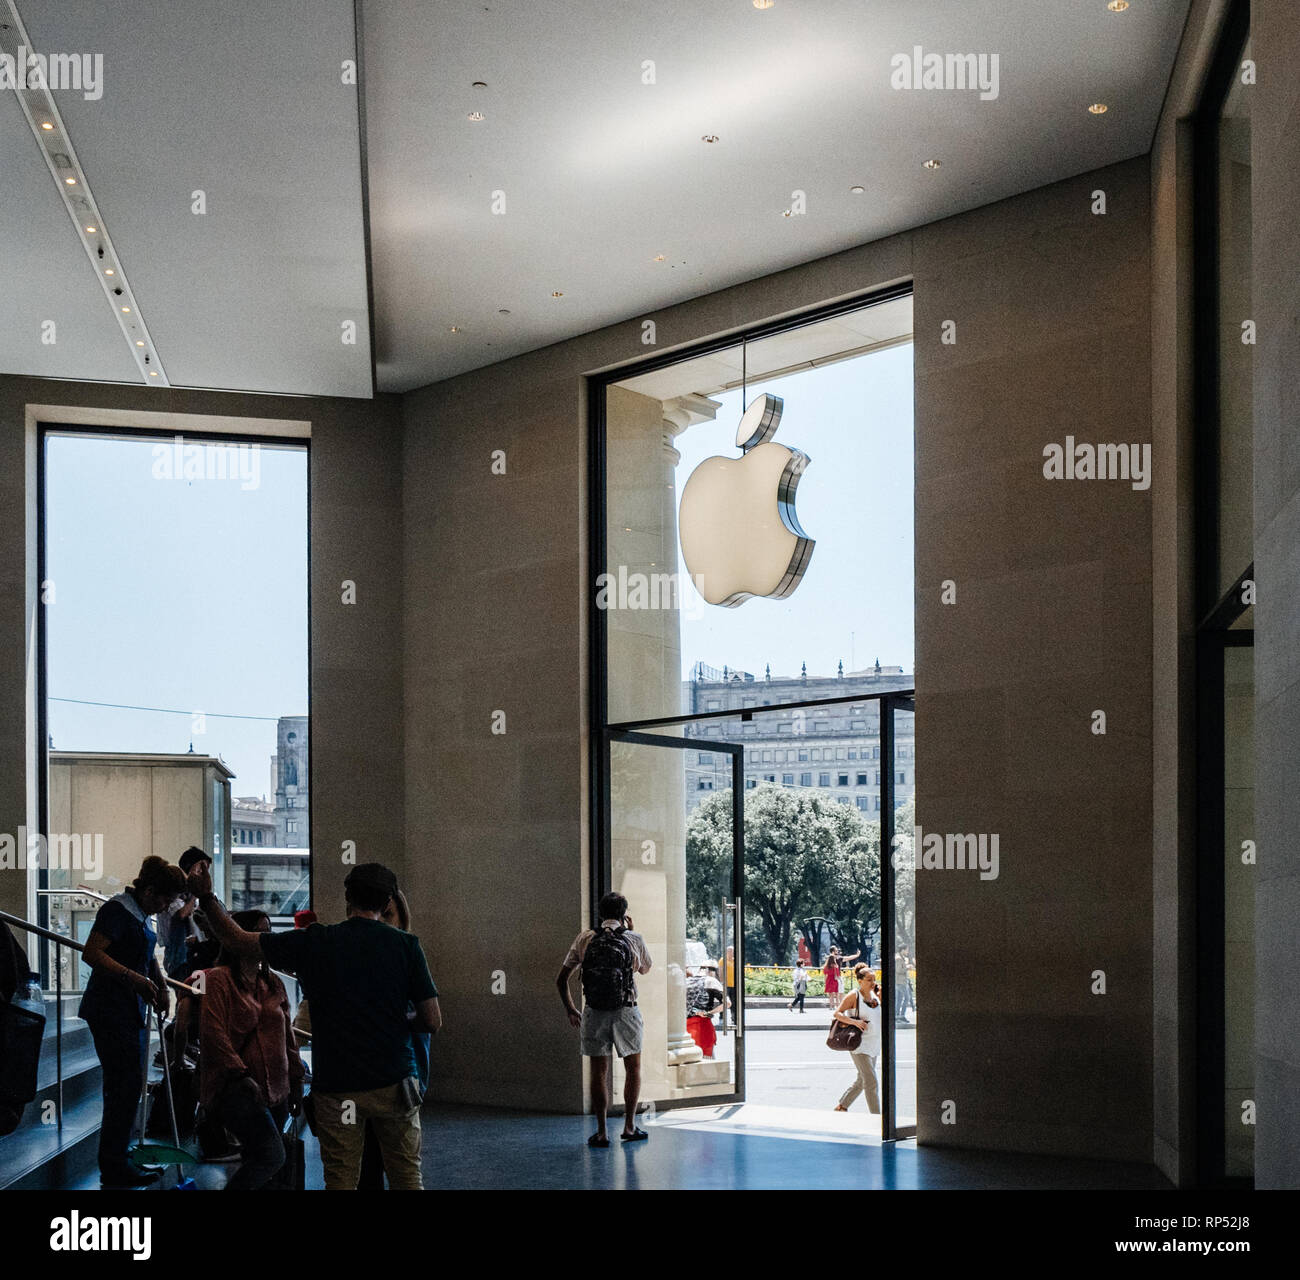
[{"x1": 1192, "y1": 0, "x2": 1253, "y2": 1191}]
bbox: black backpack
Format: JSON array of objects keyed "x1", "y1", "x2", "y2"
[{"x1": 581, "y1": 926, "x2": 636, "y2": 1011}]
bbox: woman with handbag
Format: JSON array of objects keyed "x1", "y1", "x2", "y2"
[{"x1": 831, "y1": 964, "x2": 882, "y2": 1114}]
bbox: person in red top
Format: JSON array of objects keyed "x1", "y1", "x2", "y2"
[
  {"x1": 822, "y1": 946, "x2": 861, "y2": 1010},
  {"x1": 198, "y1": 909, "x2": 304, "y2": 1190}
]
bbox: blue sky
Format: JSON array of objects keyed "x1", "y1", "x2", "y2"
[
  {"x1": 674, "y1": 340, "x2": 915, "y2": 681},
  {"x1": 44, "y1": 434, "x2": 308, "y2": 798}
]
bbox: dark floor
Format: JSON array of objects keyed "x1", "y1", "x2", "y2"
[
  {"x1": 409, "y1": 1104, "x2": 1171, "y2": 1191},
  {"x1": 64, "y1": 1102, "x2": 1173, "y2": 1192}
]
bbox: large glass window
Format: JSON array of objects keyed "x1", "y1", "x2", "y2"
[
  {"x1": 41, "y1": 430, "x2": 310, "y2": 957},
  {"x1": 592, "y1": 290, "x2": 916, "y2": 1123}
]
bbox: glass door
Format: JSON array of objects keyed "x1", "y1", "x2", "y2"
[
  {"x1": 882, "y1": 693, "x2": 917, "y2": 1140},
  {"x1": 606, "y1": 729, "x2": 744, "y2": 1109}
]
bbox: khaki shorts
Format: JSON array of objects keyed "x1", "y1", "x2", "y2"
[{"x1": 580, "y1": 1004, "x2": 643, "y2": 1058}]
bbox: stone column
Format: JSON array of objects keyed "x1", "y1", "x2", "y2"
[{"x1": 660, "y1": 395, "x2": 720, "y2": 1070}]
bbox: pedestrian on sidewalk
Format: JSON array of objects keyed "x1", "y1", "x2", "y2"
[
  {"x1": 833, "y1": 964, "x2": 882, "y2": 1115},
  {"x1": 788, "y1": 960, "x2": 809, "y2": 1013}
]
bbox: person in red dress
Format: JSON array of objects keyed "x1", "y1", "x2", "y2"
[{"x1": 822, "y1": 945, "x2": 861, "y2": 1009}]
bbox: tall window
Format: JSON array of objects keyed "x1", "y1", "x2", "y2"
[
  {"x1": 41, "y1": 430, "x2": 310, "y2": 943},
  {"x1": 591, "y1": 288, "x2": 916, "y2": 1120}
]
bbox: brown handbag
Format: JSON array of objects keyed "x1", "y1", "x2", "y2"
[{"x1": 826, "y1": 1018, "x2": 862, "y2": 1052}]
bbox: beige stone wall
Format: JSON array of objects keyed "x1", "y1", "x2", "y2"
[
  {"x1": 1252, "y1": 0, "x2": 1300, "y2": 1191},
  {"x1": 911, "y1": 156, "x2": 1154, "y2": 1161}
]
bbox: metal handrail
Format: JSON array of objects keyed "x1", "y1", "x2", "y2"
[{"x1": 0, "y1": 907, "x2": 199, "y2": 1137}]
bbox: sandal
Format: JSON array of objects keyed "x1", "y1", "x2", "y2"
[
  {"x1": 620, "y1": 1127, "x2": 649, "y2": 1142},
  {"x1": 587, "y1": 1133, "x2": 610, "y2": 1148}
]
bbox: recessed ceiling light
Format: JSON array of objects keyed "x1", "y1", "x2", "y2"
[
  {"x1": 702, "y1": 134, "x2": 719, "y2": 144},
  {"x1": 1089, "y1": 102, "x2": 1108, "y2": 114},
  {"x1": 64, "y1": 176, "x2": 76, "y2": 185},
  {"x1": 850, "y1": 185, "x2": 865, "y2": 194},
  {"x1": 1108, "y1": 1, "x2": 1129, "y2": 10},
  {"x1": 85, "y1": 225, "x2": 96, "y2": 233},
  {"x1": 753, "y1": 0, "x2": 775, "y2": 8},
  {"x1": 136, "y1": 340, "x2": 145, "y2": 347},
  {"x1": 121, "y1": 306, "x2": 130, "y2": 313},
  {"x1": 449, "y1": 326, "x2": 461, "y2": 333},
  {"x1": 467, "y1": 111, "x2": 484, "y2": 121},
  {"x1": 923, "y1": 158, "x2": 941, "y2": 169},
  {"x1": 104, "y1": 268, "x2": 114, "y2": 275},
  {"x1": 149, "y1": 370, "x2": 158, "y2": 377},
  {"x1": 41, "y1": 121, "x2": 54, "y2": 130},
  {"x1": 653, "y1": 254, "x2": 666, "y2": 262},
  {"x1": 552, "y1": 291, "x2": 564, "y2": 297}
]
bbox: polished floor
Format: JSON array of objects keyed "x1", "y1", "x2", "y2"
[
  {"x1": 67, "y1": 1101, "x2": 1173, "y2": 1191},
  {"x1": 407, "y1": 1104, "x2": 1172, "y2": 1191}
]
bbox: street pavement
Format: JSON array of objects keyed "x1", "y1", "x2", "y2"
[{"x1": 710, "y1": 1009, "x2": 918, "y2": 1124}]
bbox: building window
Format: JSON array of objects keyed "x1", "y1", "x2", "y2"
[
  {"x1": 837, "y1": 796, "x2": 851, "y2": 806},
  {"x1": 800, "y1": 772, "x2": 812, "y2": 787},
  {"x1": 848, "y1": 749, "x2": 857, "y2": 759},
  {"x1": 798, "y1": 750, "x2": 808, "y2": 762},
  {"x1": 745, "y1": 779, "x2": 757, "y2": 789},
  {"x1": 897, "y1": 771, "x2": 906, "y2": 784},
  {"x1": 836, "y1": 747, "x2": 847, "y2": 760},
  {"x1": 287, "y1": 821, "x2": 298, "y2": 834},
  {"x1": 818, "y1": 772, "x2": 830, "y2": 787},
  {"x1": 765, "y1": 774, "x2": 775, "y2": 783},
  {"x1": 856, "y1": 797, "x2": 869, "y2": 811},
  {"x1": 782, "y1": 773, "x2": 794, "y2": 786},
  {"x1": 811, "y1": 748, "x2": 821, "y2": 761},
  {"x1": 778, "y1": 723, "x2": 792, "y2": 734},
  {"x1": 857, "y1": 773, "x2": 868, "y2": 786},
  {"x1": 838, "y1": 774, "x2": 849, "y2": 787},
  {"x1": 698, "y1": 753, "x2": 711, "y2": 764}
]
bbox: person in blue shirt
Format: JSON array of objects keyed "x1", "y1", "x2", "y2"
[{"x1": 80, "y1": 855, "x2": 187, "y2": 1187}]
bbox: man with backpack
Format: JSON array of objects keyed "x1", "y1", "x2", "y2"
[{"x1": 556, "y1": 891, "x2": 652, "y2": 1147}]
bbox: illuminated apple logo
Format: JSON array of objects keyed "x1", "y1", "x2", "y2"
[{"x1": 678, "y1": 393, "x2": 814, "y2": 607}]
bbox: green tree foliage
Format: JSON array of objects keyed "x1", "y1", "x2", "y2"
[{"x1": 686, "y1": 784, "x2": 886, "y2": 965}]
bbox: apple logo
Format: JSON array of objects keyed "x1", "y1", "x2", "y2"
[{"x1": 678, "y1": 393, "x2": 815, "y2": 607}]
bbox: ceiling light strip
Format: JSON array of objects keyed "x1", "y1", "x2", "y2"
[{"x1": 1, "y1": 0, "x2": 168, "y2": 385}]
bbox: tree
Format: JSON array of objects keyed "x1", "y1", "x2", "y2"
[
  {"x1": 687, "y1": 784, "x2": 841, "y2": 965},
  {"x1": 822, "y1": 803, "x2": 881, "y2": 962},
  {"x1": 890, "y1": 796, "x2": 917, "y2": 953}
]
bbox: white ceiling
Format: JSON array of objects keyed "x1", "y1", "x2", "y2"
[
  {"x1": 0, "y1": 0, "x2": 371, "y2": 397},
  {"x1": 1, "y1": 0, "x2": 1192, "y2": 399},
  {"x1": 364, "y1": 0, "x2": 1191, "y2": 392}
]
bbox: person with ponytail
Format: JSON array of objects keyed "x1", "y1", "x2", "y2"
[{"x1": 80, "y1": 855, "x2": 187, "y2": 1187}]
